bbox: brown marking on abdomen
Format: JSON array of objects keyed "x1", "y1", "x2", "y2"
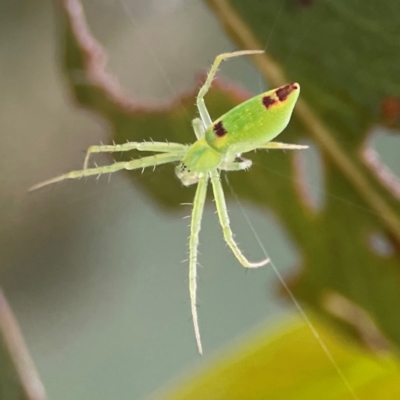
[
  {"x1": 213, "y1": 121, "x2": 227, "y2": 137},
  {"x1": 262, "y1": 96, "x2": 276, "y2": 109},
  {"x1": 276, "y1": 83, "x2": 298, "y2": 102}
]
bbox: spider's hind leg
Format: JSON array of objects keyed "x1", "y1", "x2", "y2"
[
  {"x1": 210, "y1": 169, "x2": 269, "y2": 268},
  {"x1": 257, "y1": 142, "x2": 309, "y2": 151},
  {"x1": 220, "y1": 156, "x2": 252, "y2": 171}
]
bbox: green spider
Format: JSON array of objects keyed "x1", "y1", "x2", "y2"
[{"x1": 30, "y1": 50, "x2": 307, "y2": 354}]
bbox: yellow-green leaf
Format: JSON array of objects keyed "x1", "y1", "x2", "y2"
[{"x1": 154, "y1": 319, "x2": 400, "y2": 400}]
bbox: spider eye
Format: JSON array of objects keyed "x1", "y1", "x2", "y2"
[
  {"x1": 175, "y1": 163, "x2": 198, "y2": 186},
  {"x1": 180, "y1": 163, "x2": 191, "y2": 173}
]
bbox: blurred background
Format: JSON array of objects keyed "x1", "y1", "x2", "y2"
[{"x1": 1, "y1": 1, "x2": 399, "y2": 400}]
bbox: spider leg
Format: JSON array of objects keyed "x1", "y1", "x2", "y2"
[
  {"x1": 83, "y1": 141, "x2": 187, "y2": 169},
  {"x1": 192, "y1": 117, "x2": 206, "y2": 140},
  {"x1": 210, "y1": 169, "x2": 269, "y2": 268},
  {"x1": 189, "y1": 173, "x2": 208, "y2": 354},
  {"x1": 258, "y1": 142, "x2": 309, "y2": 150},
  {"x1": 196, "y1": 50, "x2": 263, "y2": 128},
  {"x1": 220, "y1": 157, "x2": 252, "y2": 171},
  {"x1": 29, "y1": 152, "x2": 183, "y2": 191}
]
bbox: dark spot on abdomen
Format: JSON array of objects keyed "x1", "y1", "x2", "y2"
[
  {"x1": 213, "y1": 121, "x2": 227, "y2": 137},
  {"x1": 276, "y1": 83, "x2": 298, "y2": 102},
  {"x1": 262, "y1": 96, "x2": 276, "y2": 109}
]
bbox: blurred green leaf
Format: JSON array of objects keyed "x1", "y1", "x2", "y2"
[
  {"x1": 153, "y1": 319, "x2": 400, "y2": 400},
  {"x1": 0, "y1": 291, "x2": 46, "y2": 400}
]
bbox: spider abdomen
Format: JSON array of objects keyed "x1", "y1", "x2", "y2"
[{"x1": 205, "y1": 83, "x2": 300, "y2": 154}]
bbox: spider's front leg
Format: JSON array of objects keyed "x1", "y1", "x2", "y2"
[
  {"x1": 83, "y1": 141, "x2": 188, "y2": 169},
  {"x1": 192, "y1": 118, "x2": 206, "y2": 140},
  {"x1": 188, "y1": 174, "x2": 208, "y2": 354},
  {"x1": 30, "y1": 152, "x2": 183, "y2": 191},
  {"x1": 196, "y1": 50, "x2": 264, "y2": 127}
]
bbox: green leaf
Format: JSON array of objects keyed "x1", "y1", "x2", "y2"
[
  {"x1": 153, "y1": 319, "x2": 400, "y2": 400},
  {"x1": 0, "y1": 291, "x2": 46, "y2": 400}
]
